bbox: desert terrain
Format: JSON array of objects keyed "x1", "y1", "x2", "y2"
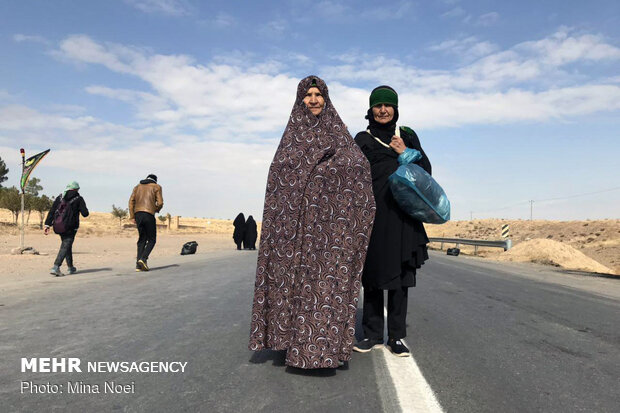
[
  {"x1": 425, "y1": 219, "x2": 620, "y2": 275},
  {"x1": 1, "y1": 209, "x2": 618, "y2": 287}
]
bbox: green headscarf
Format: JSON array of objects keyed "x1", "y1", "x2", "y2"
[
  {"x1": 369, "y1": 85, "x2": 398, "y2": 108},
  {"x1": 63, "y1": 181, "x2": 80, "y2": 197}
]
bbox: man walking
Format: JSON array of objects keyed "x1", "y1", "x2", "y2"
[
  {"x1": 44, "y1": 181, "x2": 89, "y2": 276},
  {"x1": 129, "y1": 174, "x2": 163, "y2": 271}
]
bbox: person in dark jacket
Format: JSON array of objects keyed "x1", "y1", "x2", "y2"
[
  {"x1": 129, "y1": 174, "x2": 164, "y2": 272},
  {"x1": 353, "y1": 86, "x2": 432, "y2": 357},
  {"x1": 44, "y1": 181, "x2": 89, "y2": 276},
  {"x1": 243, "y1": 215, "x2": 258, "y2": 250},
  {"x1": 233, "y1": 213, "x2": 246, "y2": 250}
]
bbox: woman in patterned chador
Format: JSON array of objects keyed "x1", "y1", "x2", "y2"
[{"x1": 249, "y1": 76, "x2": 376, "y2": 369}]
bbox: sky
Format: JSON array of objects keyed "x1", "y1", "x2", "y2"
[{"x1": 1, "y1": 0, "x2": 619, "y2": 221}]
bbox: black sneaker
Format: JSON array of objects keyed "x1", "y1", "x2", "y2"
[
  {"x1": 68, "y1": 266, "x2": 77, "y2": 275},
  {"x1": 387, "y1": 338, "x2": 410, "y2": 357},
  {"x1": 353, "y1": 338, "x2": 383, "y2": 353},
  {"x1": 135, "y1": 262, "x2": 142, "y2": 272}
]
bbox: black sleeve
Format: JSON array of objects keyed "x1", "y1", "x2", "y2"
[
  {"x1": 354, "y1": 132, "x2": 377, "y2": 160},
  {"x1": 44, "y1": 196, "x2": 60, "y2": 227},
  {"x1": 404, "y1": 130, "x2": 432, "y2": 175},
  {"x1": 354, "y1": 132, "x2": 369, "y2": 153},
  {"x1": 79, "y1": 197, "x2": 89, "y2": 217}
]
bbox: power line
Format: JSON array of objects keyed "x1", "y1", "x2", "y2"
[
  {"x1": 533, "y1": 186, "x2": 620, "y2": 203},
  {"x1": 469, "y1": 186, "x2": 620, "y2": 218}
]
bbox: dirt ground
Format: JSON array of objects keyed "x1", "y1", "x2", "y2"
[
  {"x1": 426, "y1": 219, "x2": 620, "y2": 275},
  {"x1": 1, "y1": 210, "x2": 618, "y2": 284},
  {"x1": 0, "y1": 209, "x2": 246, "y2": 289}
]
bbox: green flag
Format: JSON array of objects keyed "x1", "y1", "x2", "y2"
[{"x1": 20, "y1": 149, "x2": 50, "y2": 192}]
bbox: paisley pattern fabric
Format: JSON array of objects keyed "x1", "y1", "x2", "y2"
[{"x1": 249, "y1": 76, "x2": 376, "y2": 369}]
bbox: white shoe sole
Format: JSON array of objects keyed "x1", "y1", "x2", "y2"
[{"x1": 353, "y1": 343, "x2": 384, "y2": 353}]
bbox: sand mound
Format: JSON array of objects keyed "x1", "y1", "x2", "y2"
[{"x1": 498, "y1": 238, "x2": 616, "y2": 275}]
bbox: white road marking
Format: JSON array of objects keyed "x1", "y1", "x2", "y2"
[{"x1": 381, "y1": 306, "x2": 444, "y2": 412}]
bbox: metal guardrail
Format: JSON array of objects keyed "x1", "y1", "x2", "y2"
[{"x1": 429, "y1": 237, "x2": 512, "y2": 254}]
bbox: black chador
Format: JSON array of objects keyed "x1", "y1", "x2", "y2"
[
  {"x1": 232, "y1": 213, "x2": 246, "y2": 250},
  {"x1": 244, "y1": 216, "x2": 257, "y2": 250},
  {"x1": 355, "y1": 99, "x2": 431, "y2": 342}
]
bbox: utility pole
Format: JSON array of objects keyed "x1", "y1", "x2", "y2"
[
  {"x1": 470, "y1": 211, "x2": 473, "y2": 221},
  {"x1": 529, "y1": 200, "x2": 534, "y2": 221}
]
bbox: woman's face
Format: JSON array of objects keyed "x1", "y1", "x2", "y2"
[
  {"x1": 372, "y1": 104, "x2": 395, "y2": 124},
  {"x1": 303, "y1": 87, "x2": 325, "y2": 116}
]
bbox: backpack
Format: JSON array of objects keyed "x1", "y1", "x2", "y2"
[
  {"x1": 52, "y1": 195, "x2": 81, "y2": 234},
  {"x1": 181, "y1": 241, "x2": 198, "y2": 255}
]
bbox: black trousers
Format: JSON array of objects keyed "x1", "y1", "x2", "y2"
[
  {"x1": 362, "y1": 286, "x2": 409, "y2": 341},
  {"x1": 54, "y1": 231, "x2": 77, "y2": 267},
  {"x1": 135, "y1": 212, "x2": 157, "y2": 261}
]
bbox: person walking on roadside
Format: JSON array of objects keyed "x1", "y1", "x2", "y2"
[
  {"x1": 129, "y1": 174, "x2": 163, "y2": 272},
  {"x1": 243, "y1": 215, "x2": 257, "y2": 250},
  {"x1": 233, "y1": 213, "x2": 246, "y2": 250},
  {"x1": 44, "y1": 181, "x2": 89, "y2": 276},
  {"x1": 353, "y1": 86, "x2": 432, "y2": 357}
]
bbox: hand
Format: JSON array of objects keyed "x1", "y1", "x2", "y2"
[
  {"x1": 44, "y1": 227, "x2": 50, "y2": 235},
  {"x1": 389, "y1": 136, "x2": 406, "y2": 154}
]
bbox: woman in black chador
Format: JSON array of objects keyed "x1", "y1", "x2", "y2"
[
  {"x1": 353, "y1": 85, "x2": 431, "y2": 357},
  {"x1": 243, "y1": 215, "x2": 257, "y2": 250},
  {"x1": 233, "y1": 213, "x2": 246, "y2": 250}
]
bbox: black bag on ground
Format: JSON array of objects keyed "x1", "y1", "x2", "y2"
[
  {"x1": 181, "y1": 241, "x2": 198, "y2": 255},
  {"x1": 446, "y1": 247, "x2": 460, "y2": 256},
  {"x1": 53, "y1": 195, "x2": 80, "y2": 234}
]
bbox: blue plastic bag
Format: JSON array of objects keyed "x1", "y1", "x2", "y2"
[{"x1": 389, "y1": 163, "x2": 450, "y2": 224}]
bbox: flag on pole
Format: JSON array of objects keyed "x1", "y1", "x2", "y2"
[{"x1": 20, "y1": 149, "x2": 50, "y2": 192}]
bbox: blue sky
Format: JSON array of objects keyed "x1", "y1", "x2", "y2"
[{"x1": 1, "y1": 0, "x2": 619, "y2": 221}]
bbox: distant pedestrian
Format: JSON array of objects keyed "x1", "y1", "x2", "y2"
[
  {"x1": 233, "y1": 213, "x2": 246, "y2": 250},
  {"x1": 244, "y1": 215, "x2": 257, "y2": 250},
  {"x1": 44, "y1": 181, "x2": 89, "y2": 276},
  {"x1": 129, "y1": 174, "x2": 164, "y2": 272}
]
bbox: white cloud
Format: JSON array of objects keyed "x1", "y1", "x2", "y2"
[
  {"x1": 0, "y1": 90, "x2": 14, "y2": 101},
  {"x1": 321, "y1": 28, "x2": 620, "y2": 129},
  {"x1": 316, "y1": 0, "x2": 348, "y2": 16},
  {"x1": 359, "y1": 1, "x2": 414, "y2": 20},
  {"x1": 55, "y1": 35, "x2": 298, "y2": 137},
  {"x1": 327, "y1": 28, "x2": 620, "y2": 92},
  {"x1": 6, "y1": 28, "x2": 619, "y2": 218},
  {"x1": 441, "y1": 7, "x2": 466, "y2": 18},
  {"x1": 429, "y1": 36, "x2": 499, "y2": 59},
  {"x1": 258, "y1": 19, "x2": 289, "y2": 37},
  {"x1": 292, "y1": 0, "x2": 413, "y2": 22},
  {"x1": 85, "y1": 85, "x2": 176, "y2": 122},
  {"x1": 124, "y1": 0, "x2": 189, "y2": 16},
  {"x1": 517, "y1": 27, "x2": 620, "y2": 65},
  {"x1": 212, "y1": 12, "x2": 236, "y2": 28},
  {"x1": 13, "y1": 34, "x2": 51, "y2": 45},
  {"x1": 476, "y1": 12, "x2": 499, "y2": 26},
  {"x1": 0, "y1": 105, "x2": 96, "y2": 133}
]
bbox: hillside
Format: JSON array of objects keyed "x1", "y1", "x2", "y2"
[{"x1": 426, "y1": 219, "x2": 620, "y2": 275}]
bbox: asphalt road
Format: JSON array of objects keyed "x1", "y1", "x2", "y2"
[{"x1": 0, "y1": 249, "x2": 618, "y2": 412}]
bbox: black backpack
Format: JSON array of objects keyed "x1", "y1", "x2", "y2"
[
  {"x1": 181, "y1": 241, "x2": 198, "y2": 255},
  {"x1": 52, "y1": 195, "x2": 80, "y2": 234}
]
